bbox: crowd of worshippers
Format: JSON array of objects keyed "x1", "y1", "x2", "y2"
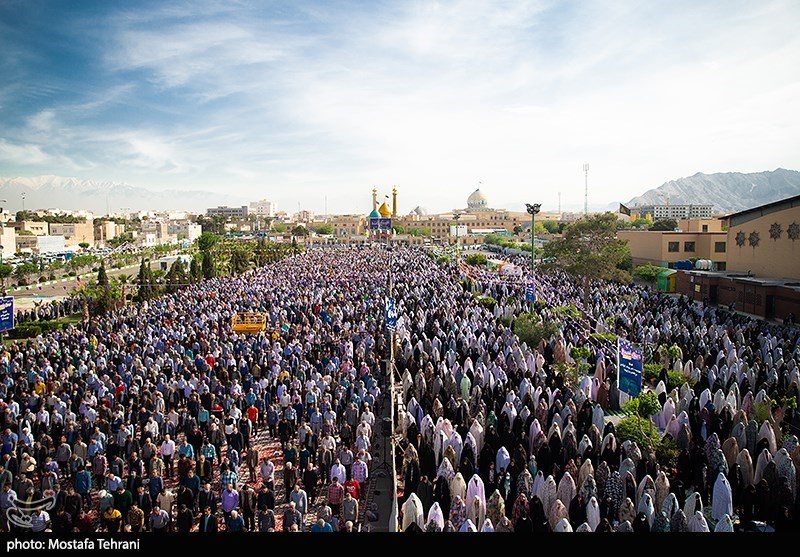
[
  {"x1": 15, "y1": 298, "x2": 83, "y2": 325},
  {"x1": 0, "y1": 248, "x2": 390, "y2": 532},
  {"x1": 394, "y1": 250, "x2": 800, "y2": 532}
]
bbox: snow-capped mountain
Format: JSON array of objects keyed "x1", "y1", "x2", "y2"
[{"x1": 0, "y1": 176, "x2": 248, "y2": 214}]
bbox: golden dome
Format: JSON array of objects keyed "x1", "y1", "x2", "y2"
[{"x1": 378, "y1": 202, "x2": 391, "y2": 218}]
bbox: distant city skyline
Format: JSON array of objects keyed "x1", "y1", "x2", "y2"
[{"x1": 1, "y1": 1, "x2": 799, "y2": 215}]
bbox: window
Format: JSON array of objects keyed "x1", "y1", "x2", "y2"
[
  {"x1": 684, "y1": 241, "x2": 696, "y2": 252},
  {"x1": 714, "y1": 242, "x2": 726, "y2": 253},
  {"x1": 715, "y1": 262, "x2": 726, "y2": 271},
  {"x1": 668, "y1": 242, "x2": 679, "y2": 252},
  {"x1": 702, "y1": 225, "x2": 708, "y2": 232}
]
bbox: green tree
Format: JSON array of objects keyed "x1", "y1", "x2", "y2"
[
  {"x1": 621, "y1": 392, "x2": 662, "y2": 451},
  {"x1": 272, "y1": 222, "x2": 287, "y2": 233},
  {"x1": 541, "y1": 220, "x2": 559, "y2": 234},
  {"x1": 513, "y1": 313, "x2": 561, "y2": 349},
  {"x1": 312, "y1": 223, "x2": 334, "y2": 235},
  {"x1": 408, "y1": 227, "x2": 431, "y2": 237},
  {"x1": 135, "y1": 258, "x2": 157, "y2": 303},
  {"x1": 229, "y1": 245, "x2": 251, "y2": 275},
  {"x1": 291, "y1": 225, "x2": 308, "y2": 237},
  {"x1": 0, "y1": 264, "x2": 11, "y2": 287},
  {"x1": 165, "y1": 260, "x2": 189, "y2": 293},
  {"x1": 14, "y1": 262, "x2": 38, "y2": 280},
  {"x1": 97, "y1": 261, "x2": 109, "y2": 286},
  {"x1": 465, "y1": 253, "x2": 487, "y2": 266},
  {"x1": 631, "y1": 217, "x2": 652, "y2": 229},
  {"x1": 542, "y1": 212, "x2": 632, "y2": 306},
  {"x1": 201, "y1": 251, "x2": 216, "y2": 279},
  {"x1": 632, "y1": 264, "x2": 663, "y2": 283},
  {"x1": 78, "y1": 242, "x2": 90, "y2": 249},
  {"x1": 189, "y1": 254, "x2": 202, "y2": 281},
  {"x1": 196, "y1": 232, "x2": 219, "y2": 252},
  {"x1": 650, "y1": 218, "x2": 678, "y2": 231}
]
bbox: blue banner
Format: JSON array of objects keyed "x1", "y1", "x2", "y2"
[
  {"x1": 618, "y1": 338, "x2": 643, "y2": 397},
  {"x1": 0, "y1": 296, "x2": 14, "y2": 333},
  {"x1": 385, "y1": 297, "x2": 397, "y2": 331},
  {"x1": 525, "y1": 284, "x2": 535, "y2": 302},
  {"x1": 369, "y1": 218, "x2": 392, "y2": 230}
]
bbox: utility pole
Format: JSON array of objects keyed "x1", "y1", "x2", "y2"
[
  {"x1": 583, "y1": 163, "x2": 589, "y2": 215},
  {"x1": 558, "y1": 192, "x2": 561, "y2": 215}
]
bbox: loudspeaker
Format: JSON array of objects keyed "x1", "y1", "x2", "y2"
[{"x1": 380, "y1": 416, "x2": 392, "y2": 438}]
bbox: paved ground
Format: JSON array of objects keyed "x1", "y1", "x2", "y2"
[{"x1": 8, "y1": 260, "x2": 166, "y2": 310}]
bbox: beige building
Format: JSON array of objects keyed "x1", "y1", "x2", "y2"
[
  {"x1": 94, "y1": 221, "x2": 126, "y2": 247},
  {"x1": 722, "y1": 194, "x2": 800, "y2": 279},
  {"x1": 618, "y1": 226, "x2": 728, "y2": 269},
  {"x1": 13, "y1": 221, "x2": 49, "y2": 236},
  {"x1": 48, "y1": 221, "x2": 94, "y2": 247},
  {"x1": 0, "y1": 226, "x2": 15, "y2": 259}
]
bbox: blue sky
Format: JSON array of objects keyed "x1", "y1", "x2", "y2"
[{"x1": 1, "y1": 0, "x2": 799, "y2": 214}]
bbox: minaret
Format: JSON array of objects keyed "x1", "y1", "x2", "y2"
[
  {"x1": 372, "y1": 187, "x2": 377, "y2": 211},
  {"x1": 392, "y1": 187, "x2": 397, "y2": 218}
]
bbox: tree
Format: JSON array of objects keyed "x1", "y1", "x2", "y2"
[
  {"x1": 632, "y1": 264, "x2": 663, "y2": 283},
  {"x1": 78, "y1": 242, "x2": 90, "y2": 249},
  {"x1": 513, "y1": 224, "x2": 523, "y2": 235},
  {"x1": 14, "y1": 262, "x2": 38, "y2": 280},
  {"x1": 465, "y1": 253, "x2": 487, "y2": 266},
  {"x1": 97, "y1": 261, "x2": 109, "y2": 286},
  {"x1": 291, "y1": 225, "x2": 308, "y2": 237},
  {"x1": 542, "y1": 212, "x2": 632, "y2": 306},
  {"x1": 201, "y1": 251, "x2": 216, "y2": 279},
  {"x1": 115, "y1": 274, "x2": 130, "y2": 307},
  {"x1": 165, "y1": 260, "x2": 189, "y2": 294},
  {"x1": 196, "y1": 232, "x2": 219, "y2": 252},
  {"x1": 135, "y1": 258, "x2": 157, "y2": 303},
  {"x1": 631, "y1": 217, "x2": 652, "y2": 229},
  {"x1": 541, "y1": 220, "x2": 560, "y2": 234},
  {"x1": 650, "y1": 219, "x2": 678, "y2": 231},
  {"x1": 312, "y1": 223, "x2": 334, "y2": 235},
  {"x1": 272, "y1": 222, "x2": 287, "y2": 233},
  {"x1": 229, "y1": 246, "x2": 251, "y2": 275},
  {"x1": 408, "y1": 227, "x2": 431, "y2": 237},
  {"x1": 0, "y1": 264, "x2": 12, "y2": 288},
  {"x1": 189, "y1": 254, "x2": 202, "y2": 281}
]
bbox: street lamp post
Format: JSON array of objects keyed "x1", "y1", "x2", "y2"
[
  {"x1": 525, "y1": 203, "x2": 541, "y2": 311},
  {"x1": 453, "y1": 213, "x2": 461, "y2": 260}
]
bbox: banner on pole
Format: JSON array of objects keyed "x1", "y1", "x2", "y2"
[
  {"x1": 385, "y1": 297, "x2": 397, "y2": 331},
  {"x1": 0, "y1": 296, "x2": 14, "y2": 333},
  {"x1": 525, "y1": 284, "x2": 535, "y2": 302},
  {"x1": 618, "y1": 338, "x2": 643, "y2": 397}
]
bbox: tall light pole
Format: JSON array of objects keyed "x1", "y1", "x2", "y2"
[
  {"x1": 583, "y1": 163, "x2": 589, "y2": 215},
  {"x1": 21, "y1": 192, "x2": 26, "y2": 213},
  {"x1": 452, "y1": 213, "x2": 461, "y2": 259},
  {"x1": 526, "y1": 203, "x2": 541, "y2": 311}
]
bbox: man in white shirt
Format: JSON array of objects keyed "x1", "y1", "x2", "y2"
[{"x1": 160, "y1": 435, "x2": 176, "y2": 479}]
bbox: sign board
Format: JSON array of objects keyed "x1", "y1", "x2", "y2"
[
  {"x1": 525, "y1": 284, "x2": 535, "y2": 302},
  {"x1": 0, "y1": 296, "x2": 14, "y2": 333},
  {"x1": 385, "y1": 297, "x2": 397, "y2": 331},
  {"x1": 449, "y1": 224, "x2": 467, "y2": 237},
  {"x1": 618, "y1": 338, "x2": 643, "y2": 397},
  {"x1": 369, "y1": 218, "x2": 392, "y2": 230}
]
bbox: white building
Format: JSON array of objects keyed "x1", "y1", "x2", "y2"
[
  {"x1": 249, "y1": 199, "x2": 276, "y2": 218},
  {"x1": 634, "y1": 204, "x2": 714, "y2": 219},
  {"x1": 167, "y1": 221, "x2": 202, "y2": 242}
]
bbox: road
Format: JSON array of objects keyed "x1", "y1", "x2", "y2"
[{"x1": 8, "y1": 259, "x2": 169, "y2": 310}]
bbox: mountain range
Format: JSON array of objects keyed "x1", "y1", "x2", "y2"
[
  {"x1": 626, "y1": 168, "x2": 800, "y2": 214},
  {"x1": 0, "y1": 176, "x2": 248, "y2": 215}
]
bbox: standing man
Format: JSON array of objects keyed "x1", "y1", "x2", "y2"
[{"x1": 160, "y1": 435, "x2": 176, "y2": 479}]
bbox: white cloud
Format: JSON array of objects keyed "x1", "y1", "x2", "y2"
[{"x1": 2, "y1": 0, "x2": 799, "y2": 213}]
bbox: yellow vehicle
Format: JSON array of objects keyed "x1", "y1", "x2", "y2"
[{"x1": 231, "y1": 312, "x2": 267, "y2": 333}]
